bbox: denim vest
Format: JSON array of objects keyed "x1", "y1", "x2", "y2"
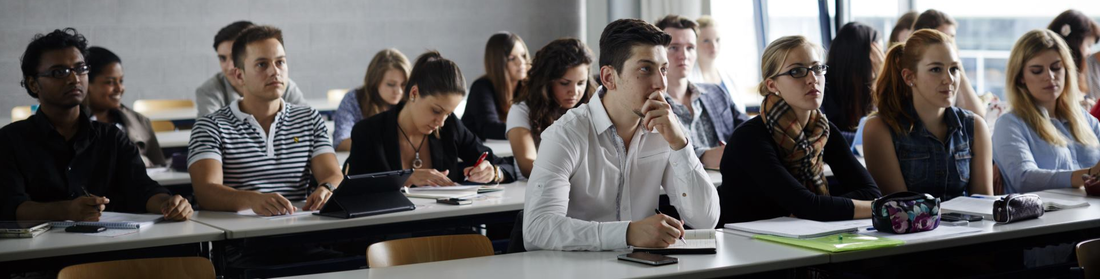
[{"x1": 888, "y1": 106, "x2": 975, "y2": 201}]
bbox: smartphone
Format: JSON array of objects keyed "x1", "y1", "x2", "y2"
[
  {"x1": 617, "y1": 252, "x2": 678, "y2": 266},
  {"x1": 65, "y1": 225, "x2": 106, "y2": 233},
  {"x1": 942, "y1": 213, "x2": 983, "y2": 222},
  {"x1": 436, "y1": 198, "x2": 473, "y2": 205}
]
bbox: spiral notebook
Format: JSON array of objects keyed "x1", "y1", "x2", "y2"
[
  {"x1": 632, "y1": 229, "x2": 717, "y2": 254},
  {"x1": 50, "y1": 212, "x2": 163, "y2": 229}
]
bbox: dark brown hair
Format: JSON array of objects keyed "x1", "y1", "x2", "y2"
[
  {"x1": 213, "y1": 21, "x2": 254, "y2": 51},
  {"x1": 889, "y1": 11, "x2": 919, "y2": 46},
  {"x1": 231, "y1": 25, "x2": 284, "y2": 72},
  {"x1": 404, "y1": 51, "x2": 466, "y2": 102},
  {"x1": 599, "y1": 19, "x2": 671, "y2": 74},
  {"x1": 483, "y1": 32, "x2": 528, "y2": 121},
  {"x1": 825, "y1": 22, "x2": 880, "y2": 131},
  {"x1": 519, "y1": 38, "x2": 595, "y2": 146},
  {"x1": 654, "y1": 14, "x2": 698, "y2": 34},
  {"x1": 912, "y1": 9, "x2": 957, "y2": 32},
  {"x1": 1047, "y1": 9, "x2": 1100, "y2": 73}
]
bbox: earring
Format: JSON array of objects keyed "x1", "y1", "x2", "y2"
[{"x1": 908, "y1": 82, "x2": 913, "y2": 87}]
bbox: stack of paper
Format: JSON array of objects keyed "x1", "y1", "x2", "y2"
[
  {"x1": 50, "y1": 212, "x2": 162, "y2": 229},
  {"x1": 404, "y1": 185, "x2": 479, "y2": 199},
  {"x1": 941, "y1": 196, "x2": 996, "y2": 219},
  {"x1": 724, "y1": 217, "x2": 859, "y2": 239},
  {"x1": 1041, "y1": 197, "x2": 1090, "y2": 211}
]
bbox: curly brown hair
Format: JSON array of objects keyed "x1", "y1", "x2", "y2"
[{"x1": 519, "y1": 38, "x2": 595, "y2": 146}]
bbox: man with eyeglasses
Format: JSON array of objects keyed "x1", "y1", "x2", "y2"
[
  {"x1": 655, "y1": 15, "x2": 748, "y2": 170},
  {"x1": 0, "y1": 28, "x2": 192, "y2": 222}
]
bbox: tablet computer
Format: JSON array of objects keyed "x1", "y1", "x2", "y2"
[{"x1": 314, "y1": 169, "x2": 417, "y2": 219}]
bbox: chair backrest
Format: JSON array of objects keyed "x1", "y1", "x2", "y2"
[
  {"x1": 57, "y1": 257, "x2": 215, "y2": 279},
  {"x1": 367, "y1": 234, "x2": 494, "y2": 268},
  {"x1": 132, "y1": 99, "x2": 195, "y2": 115},
  {"x1": 327, "y1": 89, "x2": 349, "y2": 103},
  {"x1": 1079, "y1": 238, "x2": 1100, "y2": 279},
  {"x1": 993, "y1": 162, "x2": 1005, "y2": 195},
  {"x1": 11, "y1": 106, "x2": 32, "y2": 122},
  {"x1": 150, "y1": 120, "x2": 177, "y2": 132}
]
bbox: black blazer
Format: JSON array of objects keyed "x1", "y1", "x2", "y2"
[
  {"x1": 347, "y1": 102, "x2": 516, "y2": 183},
  {"x1": 461, "y1": 77, "x2": 508, "y2": 140}
]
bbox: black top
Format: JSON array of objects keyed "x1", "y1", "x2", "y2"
[
  {"x1": 0, "y1": 109, "x2": 170, "y2": 220},
  {"x1": 347, "y1": 102, "x2": 516, "y2": 183},
  {"x1": 461, "y1": 77, "x2": 508, "y2": 140},
  {"x1": 718, "y1": 116, "x2": 881, "y2": 225}
]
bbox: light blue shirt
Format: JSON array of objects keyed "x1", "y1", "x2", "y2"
[
  {"x1": 332, "y1": 89, "x2": 362, "y2": 148},
  {"x1": 992, "y1": 108, "x2": 1100, "y2": 193}
]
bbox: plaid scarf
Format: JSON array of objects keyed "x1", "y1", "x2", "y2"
[{"x1": 761, "y1": 93, "x2": 831, "y2": 195}]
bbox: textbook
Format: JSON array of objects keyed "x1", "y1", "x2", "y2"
[
  {"x1": 633, "y1": 229, "x2": 717, "y2": 254},
  {"x1": 50, "y1": 212, "x2": 163, "y2": 229},
  {"x1": 724, "y1": 217, "x2": 859, "y2": 239}
]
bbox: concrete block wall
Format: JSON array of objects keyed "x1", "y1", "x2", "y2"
[{"x1": 0, "y1": 0, "x2": 584, "y2": 120}]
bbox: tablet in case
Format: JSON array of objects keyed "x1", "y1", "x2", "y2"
[{"x1": 314, "y1": 169, "x2": 417, "y2": 219}]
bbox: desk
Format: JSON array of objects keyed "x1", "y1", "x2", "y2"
[
  {"x1": 0, "y1": 221, "x2": 224, "y2": 262},
  {"x1": 483, "y1": 139, "x2": 512, "y2": 157},
  {"x1": 282, "y1": 230, "x2": 828, "y2": 279},
  {"x1": 148, "y1": 168, "x2": 192, "y2": 186},
  {"x1": 157, "y1": 121, "x2": 336, "y2": 149}
]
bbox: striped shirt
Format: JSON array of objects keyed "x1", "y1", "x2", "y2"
[{"x1": 188, "y1": 99, "x2": 334, "y2": 201}]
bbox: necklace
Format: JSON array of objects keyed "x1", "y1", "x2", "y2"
[{"x1": 397, "y1": 124, "x2": 427, "y2": 168}]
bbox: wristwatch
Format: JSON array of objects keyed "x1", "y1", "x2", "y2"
[{"x1": 319, "y1": 182, "x2": 336, "y2": 192}]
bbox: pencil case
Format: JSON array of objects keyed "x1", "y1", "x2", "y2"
[
  {"x1": 872, "y1": 191, "x2": 941, "y2": 234},
  {"x1": 993, "y1": 194, "x2": 1043, "y2": 223}
]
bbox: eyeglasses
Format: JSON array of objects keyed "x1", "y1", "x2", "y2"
[
  {"x1": 37, "y1": 64, "x2": 90, "y2": 79},
  {"x1": 773, "y1": 64, "x2": 828, "y2": 78}
]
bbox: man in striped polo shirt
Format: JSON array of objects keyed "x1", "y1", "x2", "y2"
[{"x1": 188, "y1": 25, "x2": 343, "y2": 217}]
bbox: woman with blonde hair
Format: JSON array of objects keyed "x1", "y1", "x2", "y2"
[
  {"x1": 862, "y1": 29, "x2": 992, "y2": 201},
  {"x1": 332, "y1": 48, "x2": 410, "y2": 151},
  {"x1": 993, "y1": 29, "x2": 1100, "y2": 193},
  {"x1": 718, "y1": 36, "x2": 880, "y2": 224}
]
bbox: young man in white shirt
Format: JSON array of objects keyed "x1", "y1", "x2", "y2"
[{"x1": 523, "y1": 19, "x2": 720, "y2": 251}]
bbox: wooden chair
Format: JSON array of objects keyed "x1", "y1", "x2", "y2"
[
  {"x1": 132, "y1": 99, "x2": 195, "y2": 115},
  {"x1": 57, "y1": 257, "x2": 215, "y2": 279},
  {"x1": 150, "y1": 120, "x2": 177, "y2": 132},
  {"x1": 1078, "y1": 238, "x2": 1100, "y2": 279},
  {"x1": 11, "y1": 106, "x2": 32, "y2": 122},
  {"x1": 367, "y1": 234, "x2": 494, "y2": 268}
]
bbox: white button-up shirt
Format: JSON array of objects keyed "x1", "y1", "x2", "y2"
[{"x1": 523, "y1": 89, "x2": 719, "y2": 251}]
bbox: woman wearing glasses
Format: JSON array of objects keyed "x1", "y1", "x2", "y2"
[
  {"x1": 718, "y1": 36, "x2": 880, "y2": 224},
  {"x1": 862, "y1": 29, "x2": 993, "y2": 201}
]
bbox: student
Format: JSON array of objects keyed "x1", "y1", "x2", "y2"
[
  {"x1": 523, "y1": 19, "x2": 719, "y2": 251},
  {"x1": 506, "y1": 38, "x2": 595, "y2": 179},
  {"x1": 889, "y1": 11, "x2": 919, "y2": 47},
  {"x1": 1, "y1": 28, "x2": 191, "y2": 221},
  {"x1": 188, "y1": 25, "x2": 342, "y2": 216},
  {"x1": 911, "y1": 9, "x2": 987, "y2": 118},
  {"x1": 195, "y1": 21, "x2": 307, "y2": 117},
  {"x1": 332, "y1": 49, "x2": 410, "y2": 151},
  {"x1": 654, "y1": 15, "x2": 749, "y2": 169},
  {"x1": 691, "y1": 15, "x2": 746, "y2": 114},
  {"x1": 862, "y1": 29, "x2": 993, "y2": 201},
  {"x1": 83, "y1": 46, "x2": 166, "y2": 167},
  {"x1": 821, "y1": 22, "x2": 885, "y2": 145},
  {"x1": 719, "y1": 36, "x2": 880, "y2": 224},
  {"x1": 462, "y1": 32, "x2": 529, "y2": 140},
  {"x1": 1047, "y1": 10, "x2": 1100, "y2": 99},
  {"x1": 993, "y1": 29, "x2": 1100, "y2": 193},
  {"x1": 347, "y1": 51, "x2": 515, "y2": 186}
]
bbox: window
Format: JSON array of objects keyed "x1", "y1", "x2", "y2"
[{"x1": 710, "y1": 1, "x2": 764, "y2": 108}]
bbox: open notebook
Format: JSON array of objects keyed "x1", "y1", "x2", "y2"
[
  {"x1": 50, "y1": 212, "x2": 162, "y2": 229},
  {"x1": 633, "y1": 229, "x2": 717, "y2": 254}
]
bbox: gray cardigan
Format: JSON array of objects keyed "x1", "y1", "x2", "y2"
[{"x1": 194, "y1": 72, "x2": 307, "y2": 117}]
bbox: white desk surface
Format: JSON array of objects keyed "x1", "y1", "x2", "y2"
[
  {"x1": 143, "y1": 98, "x2": 338, "y2": 122},
  {"x1": 0, "y1": 220, "x2": 224, "y2": 262},
  {"x1": 148, "y1": 168, "x2": 192, "y2": 185},
  {"x1": 282, "y1": 230, "x2": 829, "y2": 279},
  {"x1": 191, "y1": 182, "x2": 527, "y2": 239},
  {"x1": 157, "y1": 121, "x2": 335, "y2": 149}
]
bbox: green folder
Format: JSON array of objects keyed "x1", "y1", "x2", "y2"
[{"x1": 753, "y1": 233, "x2": 904, "y2": 253}]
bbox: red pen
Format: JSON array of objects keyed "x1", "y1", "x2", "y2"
[{"x1": 465, "y1": 151, "x2": 490, "y2": 181}]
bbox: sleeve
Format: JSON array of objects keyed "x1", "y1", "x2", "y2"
[
  {"x1": 187, "y1": 117, "x2": 224, "y2": 167},
  {"x1": 195, "y1": 76, "x2": 226, "y2": 117},
  {"x1": 992, "y1": 114, "x2": 1072, "y2": 193},
  {"x1": 113, "y1": 130, "x2": 171, "y2": 214},
  {"x1": 821, "y1": 123, "x2": 881, "y2": 200},
  {"x1": 448, "y1": 116, "x2": 516, "y2": 183},
  {"x1": 137, "y1": 115, "x2": 167, "y2": 166},
  {"x1": 523, "y1": 126, "x2": 630, "y2": 251},
  {"x1": 332, "y1": 91, "x2": 361, "y2": 147},
  {"x1": 724, "y1": 124, "x2": 858, "y2": 221},
  {"x1": 662, "y1": 140, "x2": 721, "y2": 230},
  {"x1": 461, "y1": 80, "x2": 508, "y2": 140},
  {"x1": 310, "y1": 109, "x2": 335, "y2": 158},
  {"x1": 0, "y1": 135, "x2": 29, "y2": 220},
  {"x1": 504, "y1": 102, "x2": 531, "y2": 137},
  {"x1": 283, "y1": 79, "x2": 309, "y2": 106},
  {"x1": 346, "y1": 119, "x2": 380, "y2": 175}
]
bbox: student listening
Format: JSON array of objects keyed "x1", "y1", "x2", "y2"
[
  {"x1": 332, "y1": 49, "x2": 410, "y2": 151},
  {"x1": 862, "y1": 29, "x2": 993, "y2": 201},
  {"x1": 888, "y1": 11, "x2": 919, "y2": 47},
  {"x1": 462, "y1": 32, "x2": 530, "y2": 140},
  {"x1": 718, "y1": 36, "x2": 880, "y2": 224},
  {"x1": 523, "y1": 19, "x2": 719, "y2": 251},
  {"x1": 820, "y1": 22, "x2": 885, "y2": 145},
  {"x1": 1, "y1": 28, "x2": 191, "y2": 221},
  {"x1": 993, "y1": 29, "x2": 1100, "y2": 194},
  {"x1": 1047, "y1": 10, "x2": 1100, "y2": 100},
  {"x1": 195, "y1": 21, "x2": 307, "y2": 117},
  {"x1": 911, "y1": 9, "x2": 987, "y2": 118},
  {"x1": 506, "y1": 38, "x2": 595, "y2": 179},
  {"x1": 691, "y1": 15, "x2": 747, "y2": 114},
  {"x1": 346, "y1": 51, "x2": 516, "y2": 186},
  {"x1": 83, "y1": 46, "x2": 166, "y2": 167}
]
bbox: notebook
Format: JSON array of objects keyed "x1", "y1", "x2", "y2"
[
  {"x1": 50, "y1": 212, "x2": 163, "y2": 229},
  {"x1": 941, "y1": 196, "x2": 996, "y2": 219},
  {"x1": 724, "y1": 217, "x2": 859, "y2": 239},
  {"x1": 403, "y1": 185, "x2": 480, "y2": 199},
  {"x1": 0, "y1": 221, "x2": 51, "y2": 238},
  {"x1": 1041, "y1": 196, "x2": 1090, "y2": 211},
  {"x1": 633, "y1": 229, "x2": 717, "y2": 254}
]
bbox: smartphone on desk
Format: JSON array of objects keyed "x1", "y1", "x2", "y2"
[
  {"x1": 618, "y1": 252, "x2": 678, "y2": 266},
  {"x1": 942, "y1": 213, "x2": 983, "y2": 222},
  {"x1": 437, "y1": 198, "x2": 473, "y2": 205}
]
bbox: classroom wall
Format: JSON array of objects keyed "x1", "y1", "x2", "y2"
[{"x1": 0, "y1": 0, "x2": 584, "y2": 120}]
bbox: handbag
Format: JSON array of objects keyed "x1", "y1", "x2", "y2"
[
  {"x1": 993, "y1": 193, "x2": 1043, "y2": 223},
  {"x1": 872, "y1": 191, "x2": 941, "y2": 234}
]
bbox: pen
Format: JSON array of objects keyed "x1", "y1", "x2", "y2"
[
  {"x1": 465, "y1": 151, "x2": 490, "y2": 181},
  {"x1": 654, "y1": 209, "x2": 685, "y2": 241}
]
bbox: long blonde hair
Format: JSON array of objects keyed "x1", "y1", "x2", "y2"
[
  {"x1": 1005, "y1": 29, "x2": 1097, "y2": 147},
  {"x1": 757, "y1": 36, "x2": 819, "y2": 96}
]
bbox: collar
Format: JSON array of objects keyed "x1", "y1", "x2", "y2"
[
  {"x1": 590, "y1": 86, "x2": 615, "y2": 135},
  {"x1": 31, "y1": 105, "x2": 93, "y2": 146},
  {"x1": 230, "y1": 98, "x2": 286, "y2": 123}
]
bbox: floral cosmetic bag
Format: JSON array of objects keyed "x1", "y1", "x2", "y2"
[{"x1": 872, "y1": 192, "x2": 941, "y2": 234}]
